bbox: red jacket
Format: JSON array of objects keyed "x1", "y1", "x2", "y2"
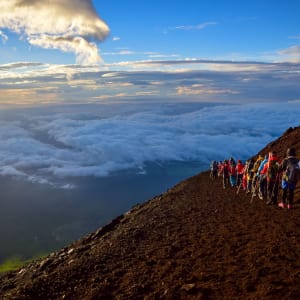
[{"x1": 236, "y1": 162, "x2": 244, "y2": 174}]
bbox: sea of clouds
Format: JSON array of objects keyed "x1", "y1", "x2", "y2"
[{"x1": 0, "y1": 101, "x2": 299, "y2": 187}]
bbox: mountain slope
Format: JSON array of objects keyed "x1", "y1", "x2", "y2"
[{"x1": 0, "y1": 126, "x2": 300, "y2": 300}]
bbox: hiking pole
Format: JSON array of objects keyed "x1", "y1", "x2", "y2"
[
  {"x1": 236, "y1": 182, "x2": 243, "y2": 194},
  {"x1": 270, "y1": 171, "x2": 280, "y2": 203},
  {"x1": 250, "y1": 178, "x2": 259, "y2": 203}
]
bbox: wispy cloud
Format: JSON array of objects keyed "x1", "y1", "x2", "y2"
[
  {"x1": 0, "y1": 29, "x2": 7, "y2": 43},
  {"x1": 176, "y1": 84, "x2": 239, "y2": 96},
  {"x1": 168, "y1": 22, "x2": 218, "y2": 31},
  {"x1": 103, "y1": 50, "x2": 136, "y2": 56},
  {"x1": 0, "y1": 62, "x2": 44, "y2": 70},
  {"x1": 288, "y1": 36, "x2": 300, "y2": 40},
  {"x1": 278, "y1": 45, "x2": 300, "y2": 61},
  {"x1": 112, "y1": 36, "x2": 121, "y2": 41},
  {"x1": 0, "y1": 0, "x2": 110, "y2": 65}
]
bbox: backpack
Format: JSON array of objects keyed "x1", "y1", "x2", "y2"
[
  {"x1": 284, "y1": 158, "x2": 300, "y2": 183},
  {"x1": 211, "y1": 161, "x2": 218, "y2": 171},
  {"x1": 223, "y1": 164, "x2": 229, "y2": 177},
  {"x1": 252, "y1": 157, "x2": 263, "y2": 173},
  {"x1": 267, "y1": 160, "x2": 278, "y2": 181}
]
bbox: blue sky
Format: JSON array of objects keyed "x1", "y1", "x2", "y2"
[
  {"x1": 0, "y1": 0, "x2": 300, "y2": 106},
  {"x1": 98, "y1": 0, "x2": 300, "y2": 64},
  {"x1": 2, "y1": 0, "x2": 300, "y2": 65}
]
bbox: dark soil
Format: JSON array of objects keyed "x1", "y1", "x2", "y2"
[{"x1": 0, "y1": 126, "x2": 300, "y2": 300}]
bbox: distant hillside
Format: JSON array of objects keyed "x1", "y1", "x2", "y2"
[{"x1": 0, "y1": 126, "x2": 300, "y2": 300}]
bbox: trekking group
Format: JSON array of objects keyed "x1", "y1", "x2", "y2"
[{"x1": 210, "y1": 147, "x2": 300, "y2": 209}]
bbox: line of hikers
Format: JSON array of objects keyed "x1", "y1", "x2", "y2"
[{"x1": 210, "y1": 147, "x2": 300, "y2": 209}]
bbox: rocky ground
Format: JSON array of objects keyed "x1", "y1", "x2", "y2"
[{"x1": 0, "y1": 126, "x2": 300, "y2": 300}]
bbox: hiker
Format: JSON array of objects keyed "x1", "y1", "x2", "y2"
[
  {"x1": 228, "y1": 159, "x2": 237, "y2": 187},
  {"x1": 221, "y1": 160, "x2": 230, "y2": 188},
  {"x1": 257, "y1": 155, "x2": 268, "y2": 200},
  {"x1": 217, "y1": 161, "x2": 223, "y2": 177},
  {"x1": 246, "y1": 159, "x2": 255, "y2": 194},
  {"x1": 258, "y1": 163, "x2": 267, "y2": 200},
  {"x1": 236, "y1": 160, "x2": 244, "y2": 187},
  {"x1": 242, "y1": 160, "x2": 249, "y2": 191},
  {"x1": 265, "y1": 151, "x2": 280, "y2": 205},
  {"x1": 251, "y1": 155, "x2": 264, "y2": 196},
  {"x1": 229, "y1": 157, "x2": 236, "y2": 167},
  {"x1": 278, "y1": 148, "x2": 300, "y2": 209},
  {"x1": 210, "y1": 160, "x2": 218, "y2": 180}
]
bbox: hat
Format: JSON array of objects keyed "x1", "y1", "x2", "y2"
[{"x1": 287, "y1": 148, "x2": 296, "y2": 157}]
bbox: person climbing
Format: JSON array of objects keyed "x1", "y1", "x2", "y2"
[
  {"x1": 278, "y1": 148, "x2": 300, "y2": 209},
  {"x1": 236, "y1": 160, "x2": 244, "y2": 187},
  {"x1": 217, "y1": 161, "x2": 223, "y2": 177},
  {"x1": 265, "y1": 151, "x2": 280, "y2": 205},
  {"x1": 251, "y1": 155, "x2": 264, "y2": 196},
  {"x1": 210, "y1": 160, "x2": 218, "y2": 180},
  {"x1": 246, "y1": 159, "x2": 255, "y2": 194},
  {"x1": 257, "y1": 154, "x2": 268, "y2": 200},
  {"x1": 228, "y1": 158, "x2": 237, "y2": 187},
  {"x1": 229, "y1": 156, "x2": 236, "y2": 167},
  {"x1": 221, "y1": 160, "x2": 230, "y2": 188},
  {"x1": 242, "y1": 160, "x2": 249, "y2": 191}
]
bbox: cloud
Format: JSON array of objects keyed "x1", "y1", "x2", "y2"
[
  {"x1": 102, "y1": 50, "x2": 136, "y2": 56},
  {"x1": 278, "y1": 45, "x2": 300, "y2": 61},
  {"x1": 176, "y1": 84, "x2": 239, "y2": 96},
  {"x1": 1, "y1": 58, "x2": 300, "y2": 106},
  {"x1": 0, "y1": 0, "x2": 110, "y2": 64},
  {"x1": 112, "y1": 36, "x2": 120, "y2": 41},
  {"x1": 0, "y1": 29, "x2": 7, "y2": 43},
  {"x1": 0, "y1": 102, "x2": 299, "y2": 187},
  {"x1": 170, "y1": 22, "x2": 218, "y2": 31},
  {"x1": 0, "y1": 62, "x2": 43, "y2": 70}
]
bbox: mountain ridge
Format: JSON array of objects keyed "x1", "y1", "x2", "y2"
[{"x1": 0, "y1": 126, "x2": 300, "y2": 300}]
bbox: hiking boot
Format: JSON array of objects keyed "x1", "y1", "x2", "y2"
[
  {"x1": 287, "y1": 204, "x2": 293, "y2": 210},
  {"x1": 278, "y1": 202, "x2": 286, "y2": 209}
]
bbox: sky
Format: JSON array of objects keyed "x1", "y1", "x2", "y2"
[
  {"x1": 0, "y1": 0, "x2": 299, "y2": 186},
  {"x1": 0, "y1": 0, "x2": 300, "y2": 106}
]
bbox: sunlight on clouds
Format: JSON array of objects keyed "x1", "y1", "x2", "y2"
[
  {"x1": 91, "y1": 93, "x2": 129, "y2": 100},
  {"x1": 278, "y1": 46, "x2": 300, "y2": 62},
  {"x1": 1, "y1": 59, "x2": 300, "y2": 106},
  {"x1": 0, "y1": 0, "x2": 110, "y2": 64},
  {"x1": 0, "y1": 88, "x2": 58, "y2": 106},
  {"x1": 135, "y1": 91, "x2": 160, "y2": 96},
  {"x1": 176, "y1": 84, "x2": 239, "y2": 96}
]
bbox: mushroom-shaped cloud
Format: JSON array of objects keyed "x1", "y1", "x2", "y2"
[{"x1": 0, "y1": 0, "x2": 110, "y2": 64}]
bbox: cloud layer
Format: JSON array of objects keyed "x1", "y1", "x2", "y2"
[
  {"x1": 1, "y1": 59, "x2": 300, "y2": 106},
  {"x1": 0, "y1": 102, "x2": 299, "y2": 187},
  {"x1": 0, "y1": 0, "x2": 109, "y2": 64}
]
